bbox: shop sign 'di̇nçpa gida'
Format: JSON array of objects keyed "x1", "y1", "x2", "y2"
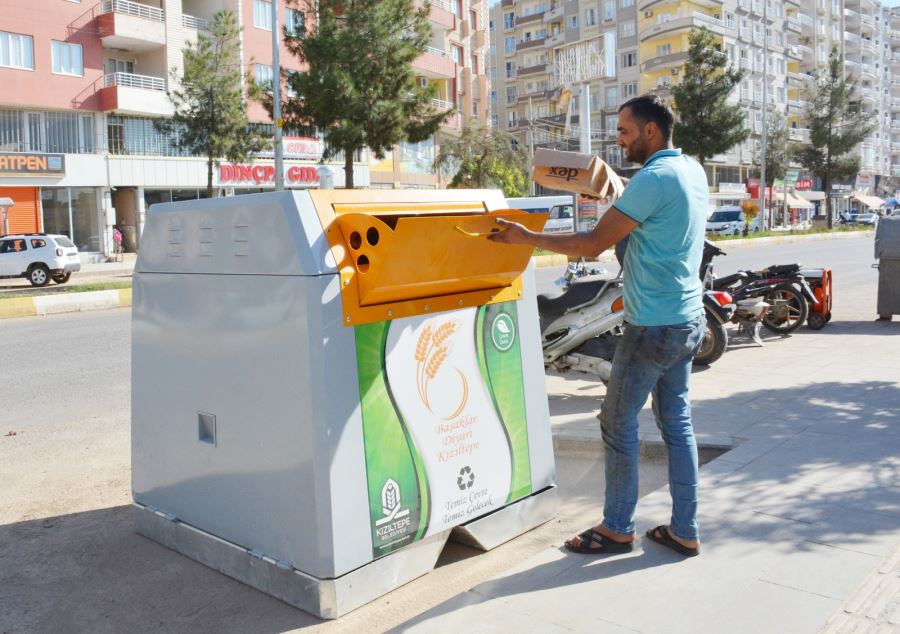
[{"x1": 354, "y1": 302, "x2": 533, "y2": 558}]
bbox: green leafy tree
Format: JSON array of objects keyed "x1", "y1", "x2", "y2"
[
  {"x1": 434, "y1": 126, "x2": 529, "y2": 196},
  {"x1": 672, "y1": 27, "x2": 749, "y2": 166},
  {"x1": 157, "y1": 11, "x2": 263, "y2": 197},
  {"x1": 793, "y1": 47, "x2": 875, "y2": 228},
  {"x1": 276, "y1": 0, "x2": 449, "y2": 188},
  {"x1": 750, "y1": 106, "x2": 791, "y2": 225}
]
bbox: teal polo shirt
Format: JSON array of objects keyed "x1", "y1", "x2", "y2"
[{"x1": 613, "y1": 148, "x2": 707, "y2": 326}]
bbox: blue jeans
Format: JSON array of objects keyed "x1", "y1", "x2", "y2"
[{"x1": 600, "y1": 315, "x2": 706, "y2": 541}]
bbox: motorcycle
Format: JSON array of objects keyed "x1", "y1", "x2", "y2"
[
  {"x1": 538, "y1": 247, "x2": 734, "y2": 383},
  {"x1": 701, "y1": 241, "x2": 816, "y2": 336}
]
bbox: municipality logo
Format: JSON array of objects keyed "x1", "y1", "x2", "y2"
[
  {"x1": 375, "y1": 478, "x2": 410, "y2": 527},
  {"x1": 490, "y1": 313, "x2": 515, "y2": 352}
]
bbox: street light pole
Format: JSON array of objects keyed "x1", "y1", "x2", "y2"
[
  {"x1": 271, "y1": 0, "x2": 284, "y2": 191},
  {"x1": 758, "y1": 0, "x2": 768, "y2": 229}
]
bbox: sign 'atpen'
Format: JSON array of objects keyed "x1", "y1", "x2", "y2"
[
  {"x1": 0, "y1": 153, "x2": 65, "y2": 177},
  {"x1": 219, "y1": 163, "x2": 320, "y2": 185}
]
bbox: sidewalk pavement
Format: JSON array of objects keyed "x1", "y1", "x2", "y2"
[{"x1": 395, "y1": 311, "x2": 900, "y2": 631}]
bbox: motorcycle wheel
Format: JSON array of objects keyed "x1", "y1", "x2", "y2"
[
  {"x1": 762, "y1": 283, "x2": 809, "y2": 334},
  {"x1": 693, "y1": 317, "x2": 728, "y2": 366},
  {"x1": 807, "y1": 312, "x2": 827, "y2": 330}
]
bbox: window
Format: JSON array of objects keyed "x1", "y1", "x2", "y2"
[
  {"x1": 620, "y1": 0, "x2": 634, "y2": 7},
  {"x1": 255, "y1": 64, "x2": 274, "y2": 90},
  {"x1": 253, "y1": 0, "x2": 272, "y2": 30},
  {"x1": 106, "y1": 58, "x2": 135, "y2": 75},
  {"x1": 470, "y1": 9, "x2": 478, "y2": 30},
  {"x1": 505, "y1": 36, "x2": 515, "y2": 54},
  {"x1": 505, "y1": 61, "x2": 516, "y2": 78},
  {"x1": 0, "y1": 31, "x2": 34, "y2": 70},
  {"x1": 504, "y1": 12, "x2": 514, "y2": 29},
  {"x1": 603, "y1": 1, "x2": 615, "y2": 20},
  {"x1": 31, "y1": 238, "x2": 46, "y2": 249},
  {"x1": 605, "y1": 86, "x2": 619, "y2": 108},
  {"x1": 622, "y1": 82, "x2": 638, "y2": 98},
  {"x1": 620, "y1": 22, "x2": 634, "y2": 37},
  {"x1": 285, "y1": 8, "x2": 304, "y2": 36},
  {"x1": 51, "y1": 41, "x2": 83, "y2": 76},
  {"x1": 567, "y1": 15, "x2": 578, "y2": 29},
  {"x1": 471, "y1": 53, "x2": 478, "y2": 74},
  {"x1": 656, "y1": 43, "x2": 672, "y2": 56},
  {"x1": 451, "y1": 45, "x2": 463, "y2": 66},
  {"x1": 585, "y1": 8, "x2": 597, "y2": 26},
  {"x1": 621, "y1": 51, "x2": 636, "y2": 67},
  {"x1": 606, "y1": 145, "x2": 621, "y2": 167},
  {"x1": 506, "y1": 111, "x2": 517, "y2": 128}
]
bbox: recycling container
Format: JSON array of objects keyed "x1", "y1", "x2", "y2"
[
  {"x1": 131, "y1": 189, "x2": 556, "y2": 618},
  {"x1": 875, "y1": 216, "x2": 900, "y2": 320}
]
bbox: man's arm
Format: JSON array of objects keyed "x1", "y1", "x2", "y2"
[{"x1": 489, "y1": 206, "x2": 639, "y2": 259}]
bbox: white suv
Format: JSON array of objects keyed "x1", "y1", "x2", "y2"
[
  {"x1": 0, "y1": 233, "x2": 81, "y2": 287},
  {"x1": 706, "y1": 206, "x2": 761, "y2": 236}
]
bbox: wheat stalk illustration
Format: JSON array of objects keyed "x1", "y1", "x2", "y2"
[
  {"x1": 415, "y1": 325, "x2": 433, "y2": 402},
  {"x1": 425, "y1": 346, "x2": 449, "y2": 380}
]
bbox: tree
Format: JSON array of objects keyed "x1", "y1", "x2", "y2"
[
  {"x1": 157, "y1": 11, "x2": 263, "y2": 197},
  {"x1": 434, "y1": 126, "x2": 529, "y2": 196},
  {"x1": 741, "y1": 200, "x2": 760, "y2": 237},
  {"x1": 793, "y1": 47, "x2": 875, "y2": 228},
  {"x1": 277, "y1": 0, "x2": 449, "y2": 188},
  {"x1": 750, "y1": 106, "x2": 791, "y2": 225},
  {"x1": 672, "y1": 27, "x2": 749, "y2": 167}
]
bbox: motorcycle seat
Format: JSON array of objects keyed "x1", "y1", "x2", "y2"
[
  {"x1": 764, "y1": 263, "x2": 801, "y2": 276},
  {"x1": 712, "y1": 272, "x2": 748, "y2": 289},
  {"x1": 537, "y1": 278, "x2": 612, "y2": 324}
]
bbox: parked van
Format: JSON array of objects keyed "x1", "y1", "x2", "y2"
[
  {"x1": 506, "y1": 196, "x2": 575, "y2": 233},
  {"x1": 706, "y1": 205, "x2": 761, "y2": 236}
]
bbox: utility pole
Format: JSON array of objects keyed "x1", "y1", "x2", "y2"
[
  {"x1": 271, "y1": 0, "x2": 284, "y2": 191},
  {"x1": 758, "y1": 0, "x2": 768, "y2": 229},
  {"x1": 528, "y1": 96, "x2": 535, "y2": 195}
]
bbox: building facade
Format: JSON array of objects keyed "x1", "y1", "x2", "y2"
[
  {"x1": 0, "y1": 0, "x2": 484, "y2": 258},
  {"x1": 372, "y1": 0, "x2": 490, "y2": 189},
  {"x1": 489, "y1": 0, "x2": 900, "y2": 213}
]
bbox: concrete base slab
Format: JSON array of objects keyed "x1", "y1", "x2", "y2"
[{"x1": 134, "y1": 502, "x2": 451, "y2": 619}]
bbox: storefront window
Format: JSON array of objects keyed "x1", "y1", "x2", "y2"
[
  {"x1": 41, "y1": 188, "x2": 70, "y2": 238},
  {"x1": 144, "y1": 190, "x2": 172, "y2": 209},
  {"x1": 70, "y1": 187, "x2": 99, "y2": 252}
]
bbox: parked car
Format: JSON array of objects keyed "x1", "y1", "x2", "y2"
[
  {"x1": 706, "y1": 206, "x2": 761, "y2": 236},
  {"x1": 506, "y1": 196, "x2": 576, "y2": 233},
  {"x1": 856, "y1": 212, "x2": 879, "y2": 226},
  {"x1": 0, "y1": 233, "x2": 81, "y2": 287}
]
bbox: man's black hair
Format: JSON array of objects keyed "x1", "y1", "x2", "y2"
[{"x1": 618, "y1": 95, "x2": 674, "y2": 141}]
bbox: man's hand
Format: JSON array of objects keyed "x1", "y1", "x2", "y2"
[{"x1": 488, "y1": 218, "x2": 535, "y2": 245}]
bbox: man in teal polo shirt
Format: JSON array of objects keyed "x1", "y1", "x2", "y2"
[{"x1": 491, "y1": 95, "x2": 708, "y2": 558}]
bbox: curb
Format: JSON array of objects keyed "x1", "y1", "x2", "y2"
[{"x1": 0, "y1": 288, "x2": 132, "y2": 320}]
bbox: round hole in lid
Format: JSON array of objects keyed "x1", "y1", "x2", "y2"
[
  {"x1": 349, "y1": 231, "x2": 362, "y2": 250},
  {"x1": 357, "y1": 254, "x2": 370, "y2": 272},
  {"x1": 366, "y1": 227, "x2": 380, "y2": 246}
]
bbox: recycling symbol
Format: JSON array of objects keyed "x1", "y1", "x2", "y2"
[{"x1": 457, "y1": 466, "x2": 475, "y2": 490}]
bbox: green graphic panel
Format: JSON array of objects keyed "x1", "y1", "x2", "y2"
[
  {"x1": 477, "y1": 302, "x2": 532, "y2": 502},
  {"x1": 355, "y1": 321, "x2": 428, "y2": 558}
]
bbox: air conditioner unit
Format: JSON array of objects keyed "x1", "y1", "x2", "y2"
[{"x1": 644, "y1": 10, "x2": 653, "y2": 17}]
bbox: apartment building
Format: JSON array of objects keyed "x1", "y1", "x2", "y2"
[
  {"x1": 372, "y1": 0, "x2": 490, "y2": 189},
  {"x1": 490, "y1": 0, "x2": 900, "y2": 212},
  {"x1": 0, "y1": 0, "x2": 481, "y2": 258},
  {"x1": 488, "y1": 0, "x2": 640, "y2": 175}
]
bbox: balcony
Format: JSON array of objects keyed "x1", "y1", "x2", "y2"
[
  {"x1": 517, "y1": 37, "x2": 547, "y2": 51},
  {"x1": 543, "y1": 4, "x2": 564, "y2": 23},
  {"x1": 98, "y1": 72, "x2": 172, "y2": 115},
  {"x1": 417, "y1": 0, "x2": 455, "y2": 29},
  {"x1": 639, "y1": 12, "x2": 730, "y2": 41},
  {"x1": 861, "y1": 39, "x2": 877, "y2": 54},
  {"x1": 96, "y1": 0, "x2": 166, "y2": 52},
  {"x1": 786, "y1": 17, "x2": 801, "y2": 32},
  {"x1": 518, "y1": 63, "x2": 547, "y2": 77},
  {"x1": 788, "y1": 127, "x2": 810, "y2": 142},
  {"x1": 516, "y1": 11, "x2": 544, "y2": 26},
  {"x1": 545, "y1": 31, "x2": 564, "y2": 48},
  {"x1": 431, "y1": 98, "x2": 454, "y2": 111},
  {"x1": 182, "y1": 14, "x2": 209, "y2": 31},
  {"x1": 787, "y1": 99, "x2": 806, "y2": 113},
  {"x1": 786, "y1": 45, "x2": 803, "y2": 60},
  {"x1": 413, "y1": 47, "x2": 456, "y2": 79},
  {"x1": 641, "y1": 51, "x2": 689, "y2": 73}
]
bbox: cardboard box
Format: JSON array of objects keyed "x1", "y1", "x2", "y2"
[{"x1": 533, "y1": 148, "x2": 624, "y2": 200}]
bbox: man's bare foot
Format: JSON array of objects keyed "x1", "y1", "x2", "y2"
[{"x1": 565, "y1": 523, "x2": 635, "y2": 551}]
